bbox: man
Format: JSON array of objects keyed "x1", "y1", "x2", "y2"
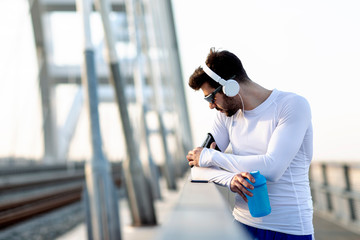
[{"x1": 186, "y1": 48, "x2": 314, "y2": 239}]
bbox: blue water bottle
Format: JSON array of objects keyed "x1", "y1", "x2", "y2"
[{"x1": 246, "y1": 171, "x2": 271, "y2": 217}]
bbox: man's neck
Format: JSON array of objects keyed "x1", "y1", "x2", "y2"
[{"x1": 240, "y1": 82, "x2": 272, "y2": 111}]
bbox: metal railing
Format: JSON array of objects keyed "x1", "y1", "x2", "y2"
[
  {"x1": 0, "y1": 162, "x2": 122, "y2": 229},
  {"x1": 310, "y1": 161, "x2": 360, "y2": 234}
]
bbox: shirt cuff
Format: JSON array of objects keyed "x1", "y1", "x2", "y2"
[{"x1": 199, "y1": 148, "x2": 213, "y2": 167}]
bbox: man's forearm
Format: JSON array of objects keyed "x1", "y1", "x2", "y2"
[{"x1": 191, "y1": 166, "x2": 236, "y2": 188}]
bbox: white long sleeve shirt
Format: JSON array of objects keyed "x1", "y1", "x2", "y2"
[{"x1": 192, "y1": 89, "x2": 314, "y2": 235}]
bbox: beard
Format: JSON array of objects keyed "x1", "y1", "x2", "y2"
[{"x1": 216, "y1": 96, "x2": 241, "y2": 117}]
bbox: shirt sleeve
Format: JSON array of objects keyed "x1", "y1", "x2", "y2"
[
  {"x1": 210, "y1": 111, "x2": 230, "y2": 152},
  {"x1": 199, "y1": 96, "x2": 312, "y2": 182},
  {"x1": 191, "y1": 166, "x2": 236, "y2": 188}
]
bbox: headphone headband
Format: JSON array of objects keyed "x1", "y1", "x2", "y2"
[
  {"x1": 202, "y1": 64, "x2": 227, "y2": 86},
  {"x1": 202, "y1": 63, "x2": 240, "y2": 97}
]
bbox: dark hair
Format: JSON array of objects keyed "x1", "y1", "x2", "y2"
[{"x1": 188, "y1": 48, "x2": 249, "y2": 90}]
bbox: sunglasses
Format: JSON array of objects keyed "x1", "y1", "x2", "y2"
[{"x1": 204, "y1": 86, "x2": 222, "y2": 103}]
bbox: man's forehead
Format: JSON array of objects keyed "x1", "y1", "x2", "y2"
[{"x1": 200, "y1": 83, "x2": 215, "y2": 96}]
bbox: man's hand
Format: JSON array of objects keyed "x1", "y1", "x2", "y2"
[
  {"x1": 230, "y1": 172, "x2": 255, "y2": 202},
  {"x1": 186, "y1": 147, "x2": 203, "y2": 167},
  {"x1": 187, "y1": 142, "x2": 217, "y2": 167}
]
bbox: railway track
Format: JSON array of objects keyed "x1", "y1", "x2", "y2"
[{"x1": 0, "y1": 162, "x2": 122, "y2": 229}]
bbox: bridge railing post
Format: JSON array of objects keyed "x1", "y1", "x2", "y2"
[
  {"x1": 321, "y1": 163, "x2": 333, "y2": 212},
  {"x1": 343, "y1": 164, "x2": 356, "y2": 221}
]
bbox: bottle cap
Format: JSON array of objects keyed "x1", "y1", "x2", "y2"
[{"x1": 249, "y1": 171, "x2": 266, "y2": 187}]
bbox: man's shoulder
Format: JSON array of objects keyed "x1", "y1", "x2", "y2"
[
  {"x1": 276, "y1": 90, "x2": 308, "y2": 105},
  {"x1": 275, "y1": 90, "x2": 311, "y2": 116}
]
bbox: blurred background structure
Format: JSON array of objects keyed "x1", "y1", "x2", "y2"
[
  {"x1": 1, "y1": 0, "x2": 360, "y2": 239},
  {"x1": 1, "y1": 0, "x2": 194, "y2": 238},
  {"x1": 0, "y1": 0, "x2": 192, "y2": 167}
]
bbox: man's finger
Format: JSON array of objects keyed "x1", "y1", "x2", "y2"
[
  {"x1": 231, "y1": 174, "x2": 254, "y2": 199},
  {"x1": 241, "y1": 172, "x2": 255, "y2": 183},
  {"x1": 236, "y1": 179, "x2": 253, "y2": 197},
  {"x1": 234, "y1": 185, "x2": 248, "y2": 202},
  {"x1": 240, "y1": 177, "x2": 255, "y2": 191}
]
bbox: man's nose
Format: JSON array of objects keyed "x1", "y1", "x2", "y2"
[{"x1": 209, "y1": 102, "x2": 216, "y2": 109}]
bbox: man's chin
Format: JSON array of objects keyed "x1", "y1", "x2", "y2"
[
  {"x1": 225, "y1": 109, "x2": 237, "y2": 117},
  {"x1": 216, "y1": 107, "x2": 236, "y2": 117}
]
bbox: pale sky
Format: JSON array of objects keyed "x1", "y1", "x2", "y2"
[{"x1": 1, "y1": 0, "x2": 359, "y2": 162}]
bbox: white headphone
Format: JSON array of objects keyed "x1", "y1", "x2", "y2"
[{"x1": 202, "y1": 64, "x2": 240, "y2": 97}]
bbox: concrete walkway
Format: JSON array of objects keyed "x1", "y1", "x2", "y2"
[
  {"x1": 313, "y1": 214, "x2": 360, "y2": 240},
  {"x1": 56, "y1": 177, "x2": 185, "y2": 240}
]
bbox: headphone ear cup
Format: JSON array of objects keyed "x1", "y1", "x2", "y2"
[{"x1": 223, "y1": 80, "x2": 240, "y2": 97}]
